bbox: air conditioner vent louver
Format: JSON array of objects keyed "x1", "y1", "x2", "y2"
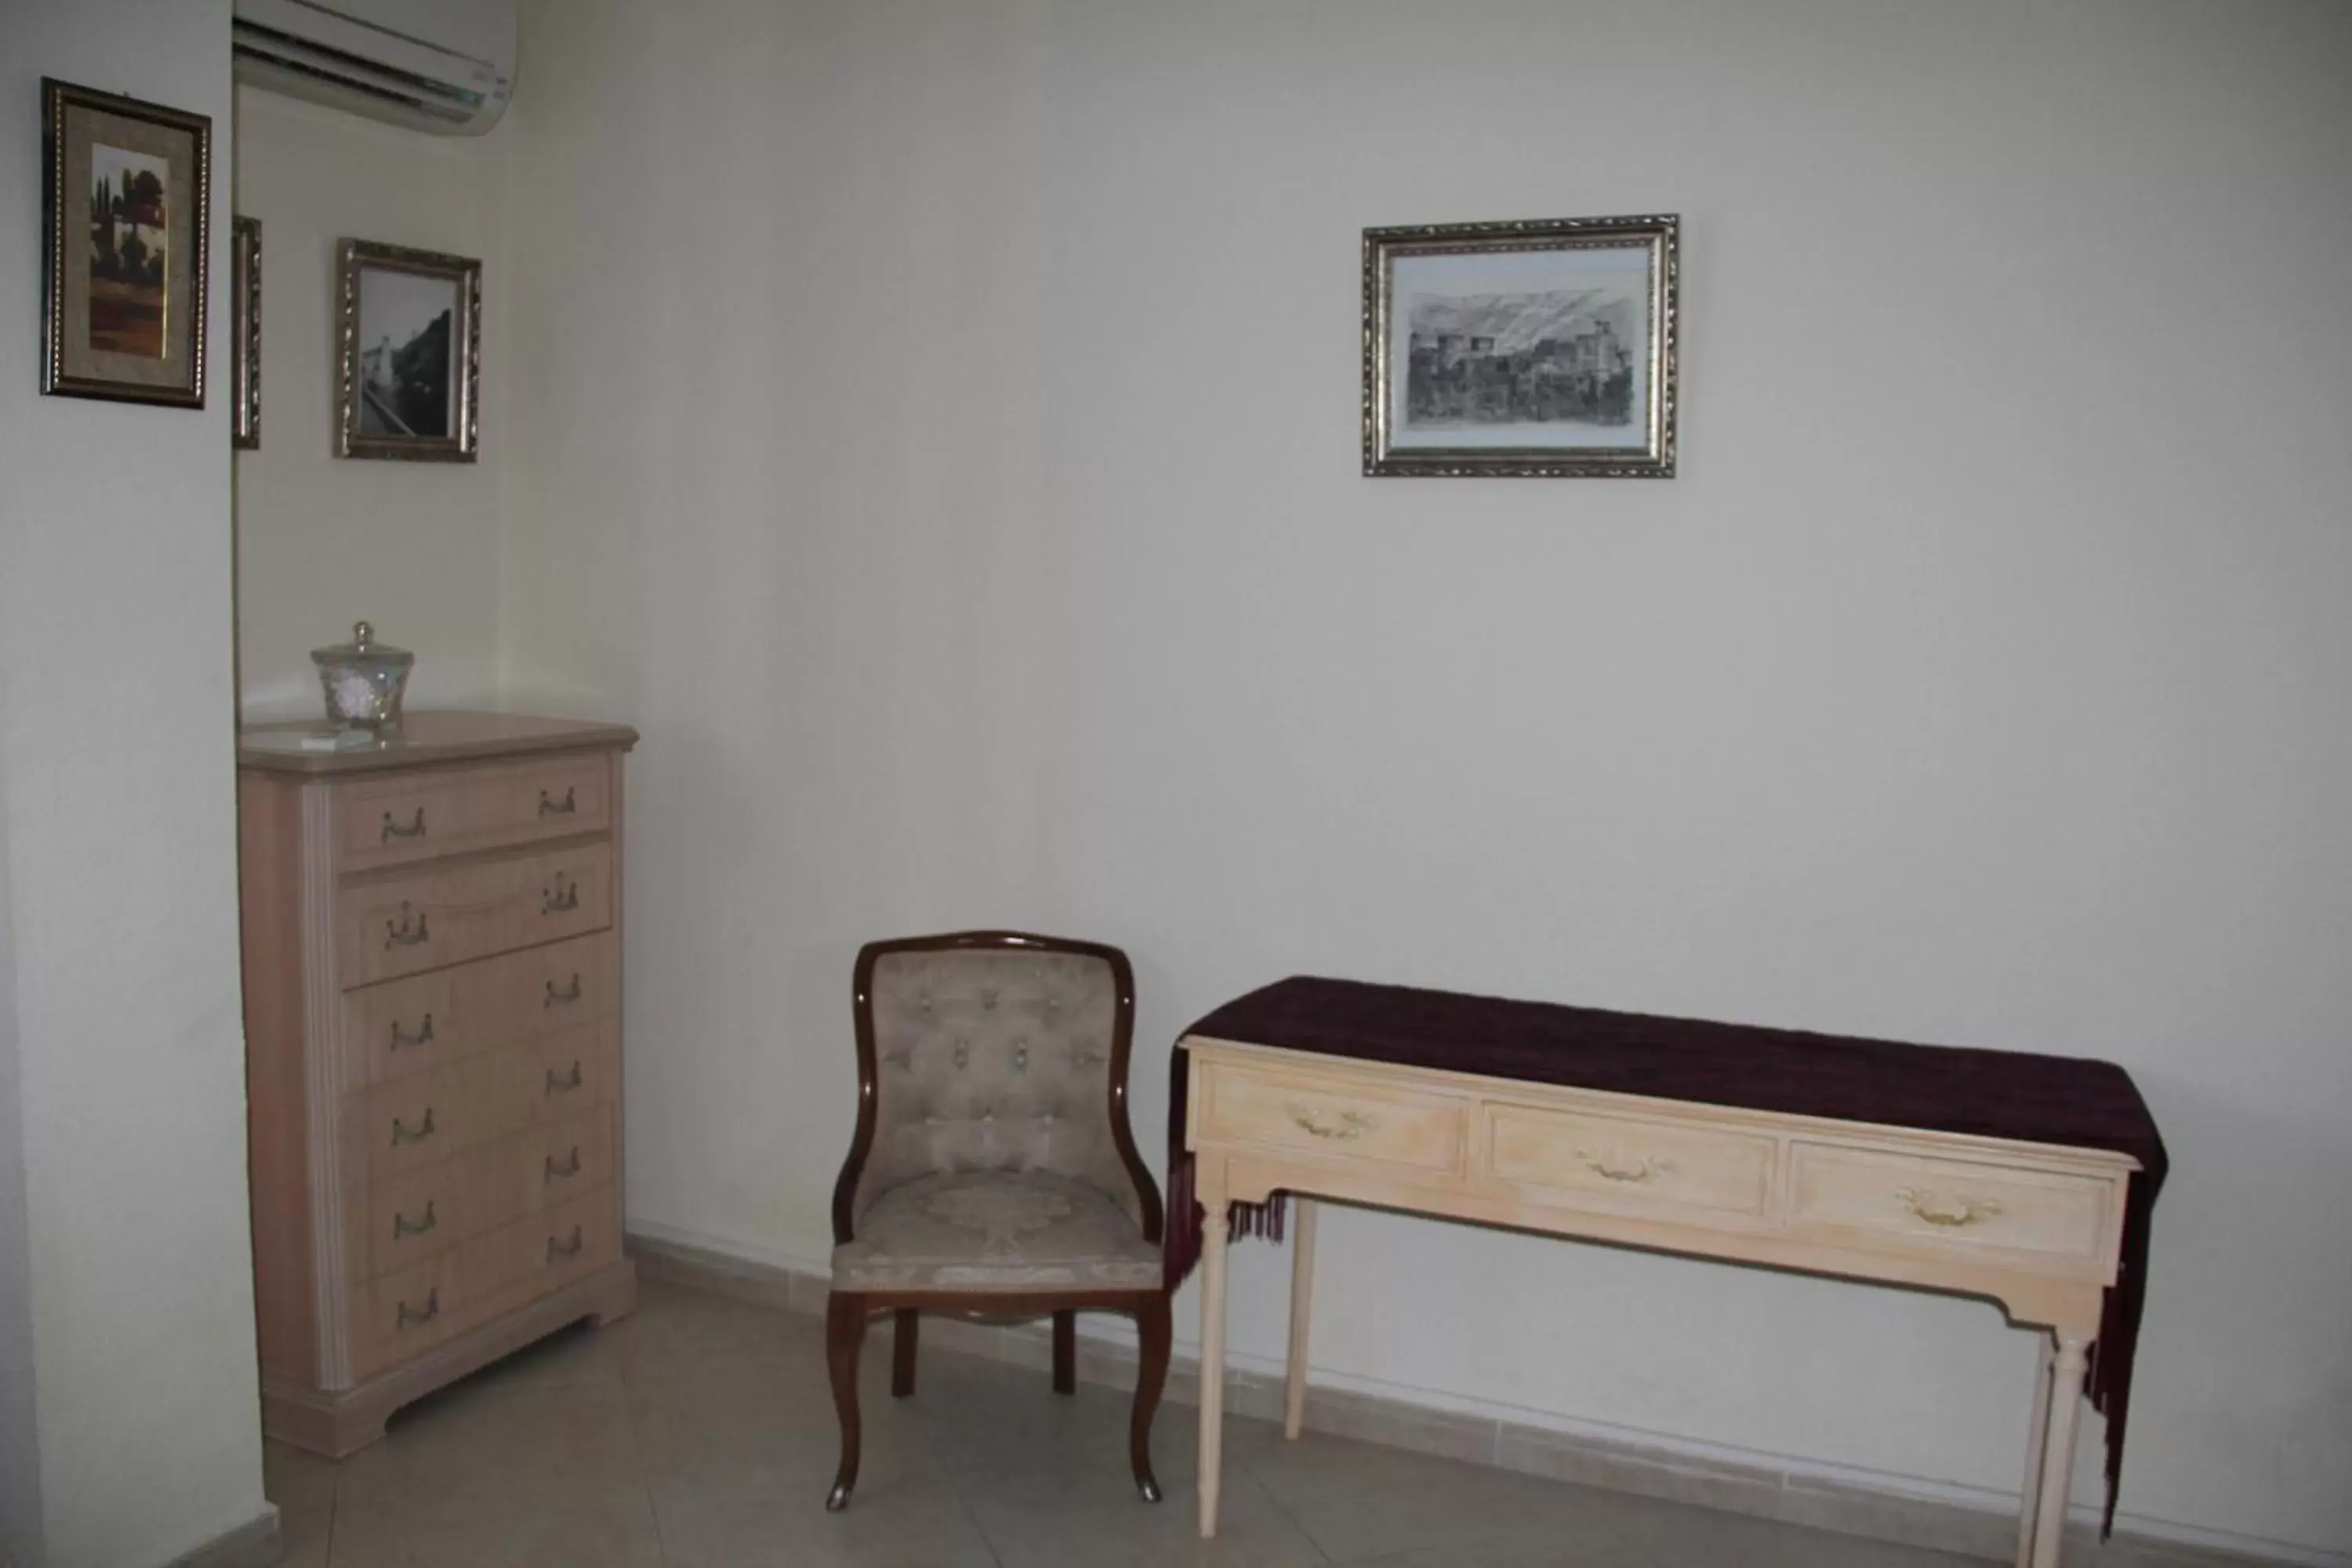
[{"x1": 232, "y1": 0, "x2": 515, "y2": 137}]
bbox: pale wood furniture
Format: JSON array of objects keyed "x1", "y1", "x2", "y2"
[
  {"x1": 238, "y1": 710, "x2": 639, "y2": 1454},
  {"x1": 1184, "y1": 1036, "x2": 2141, "y2": 1568},
  {"x1": 824, "y1": 932, "x2": 1173, "y2": 1510}
]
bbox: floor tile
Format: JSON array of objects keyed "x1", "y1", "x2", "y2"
[
  {"x1": 653, "y1": 1467, "x2": 1000, "y2": 1568},
  {"x1": 326, "y1": 1493, "x2": 665, "y2": 1568},
  {"x1": 1247, "y1": 1428, "x2": 1637, "y2": 1564},
  {"x1": 1599, "y1": 1489, "x2": 1993, "y2": 1568},
  {"x1": 333, "y1": 1379, "x2": 649, "y2": 1531},
  {"x1": 967, "y1": 1463, "x2": 1327, "y2": 1568}
]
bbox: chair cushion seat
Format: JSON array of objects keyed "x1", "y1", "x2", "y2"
[{"x1": 833, "y1": 1170, "x2": 1163, "y2": 1293}]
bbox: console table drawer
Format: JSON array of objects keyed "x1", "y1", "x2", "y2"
[
  {"x1": 1200, "y1": 1065, "x2": 1465, "y2": 1173},
  {"x1": 1787, "y1": 1144, "x2": 2114, "y2": 1269},
  {"x1": 1482, "y1": 1102, "x2": 1775, "y2": 1221}
]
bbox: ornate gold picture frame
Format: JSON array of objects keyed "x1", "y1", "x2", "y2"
[
  {"x1": 41, "y1": 78, "x2": 212, "y2": 408},
  {"x1": 233, "y1": 216, "x2": 261, "y2": 449},
  {"x1": 1363, "y1": 215, "x2": 1679, "y2": 478},
  {"x1": 335, "y1": 238, "x2": 481, "y2": 462}
]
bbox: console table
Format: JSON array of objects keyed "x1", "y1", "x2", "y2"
[{"x1": 1176, "y1": 979, "x2": 2162, "y2": 1568}]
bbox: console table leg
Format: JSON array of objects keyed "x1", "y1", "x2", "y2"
[
  {"x1": 1284, "y1": 1198, "x2": 1317, "y2": 1440},
  {"x1": 1197, "y1": 1196, "x2": 1231, "y2": 1539},
  {"x1": 2016, "y1": 1332, "x2": 2056, "y2": 1568},
  {"x1": 2028, "y1": 1336, "x2": 2090, "y2": 1568}
]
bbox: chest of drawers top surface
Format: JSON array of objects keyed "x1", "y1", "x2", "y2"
[{"x1": 239, "y1": 709, "x2": 639, "y2": 778}]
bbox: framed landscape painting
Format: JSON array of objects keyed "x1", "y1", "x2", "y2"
[
  {"x1": 41, "y1": 78, "x2": 212, "y2": 407},
  {"x1": 1362, "y1": 214, "x2": 1679, "y2": 477},
  {"x1": 336, "y1": 238, "x2": 480, "y2": 461}
]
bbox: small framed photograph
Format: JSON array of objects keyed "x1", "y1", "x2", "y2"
[
  {"x1": 41, "y1": 78, "x2": 212, "y2": 407},
  {"x1": 336, "y1": 238, "x2": 480, "y2": 461},
  {"x1": 1363, "y1": 214, "x2": 1679, "y2": 477},
  {"x1": 232, "y1": 216, "x2": 260, "y2": 449}
]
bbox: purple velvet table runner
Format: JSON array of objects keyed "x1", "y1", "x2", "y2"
[{"x1": 1164, "y1": 975, "x2": 2165, "y2": 1534}]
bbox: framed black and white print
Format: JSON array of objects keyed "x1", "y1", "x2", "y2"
[
  {"x1": 336, "y1": 238, "x2": 480, "y2": 461},
  {"x1": 41, "y1": 78, "x2": 212, "y2": 407},
  {"x1": 1363, "y1": 215, "x2": 1679, "y2": 477},
  {"x1": 232, "y1": 216, "x2": 260, "y2": 448}
]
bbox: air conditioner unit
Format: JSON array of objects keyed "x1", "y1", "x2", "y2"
[{"x1": 232, "y1": 0, "x2": 517, "y2": 136}]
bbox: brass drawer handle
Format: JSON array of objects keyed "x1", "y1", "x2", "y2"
[
  {"x1": 539, "y1": 786, "x2": 578, "y2": 817},
  {"x1": 1896, "y1": 1188, "x2": 2003, "y2": 1229},
  {"x1": 385, "y1": 907, "x2": 430, "y2": 948},
  {"x1": 389, "y1": 1013, "x2": 434, "y2": 1051},
  {"x1": 546, "y1": 1225, "x2": 586, "y2": 1263},
  {"x1": 1285, "y1": 1102, "x2": 1374, "y2": 1142},
  {"x1": 544, "y1": 975, "x2": 583, "y2": 1007},
  {"x1": 545, "y1": 1145, "x2": 583, "y2": 1181},
  {"x1": 390, "y1": 1108, "x2": 437, "y2": 1146},
  {"x1": 1577, "y1": 1148, "x2": 1674, "y2": 1185},
  {"x1": 545, "y1": 1061, "x2": 584, "y2": 1097},
  {"x1": 392, "y1": 1200, "x2": 437, "y2": 1240},
  {"x1": 541, "y1": 879, "x2": 579, "y2": 915},
  {"x1": 396, "y1": 1287, "x2": 440, "y2": 1330},
  {"x1": 382, "y1": 808, "x2": 426, "y2": 843}
]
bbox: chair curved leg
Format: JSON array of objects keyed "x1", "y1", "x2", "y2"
[
  {"x1": 1131, "y1": 1291, "x2": 1172, "y2": 1502},
  {"x1": 826, "y1": 1292, "x2": 868, "y2": 1511},
  {"x1": 893, "y1": 1308, "x2": 920, "y2": 1398},
  {"x1": 1053, "y1": 1310, "x2": 1077, "y2": 1395}
]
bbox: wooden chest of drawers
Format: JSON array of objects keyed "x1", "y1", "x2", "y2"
[{"x1": 238, "y1": 711, "x2": 639, "y2": 1455}]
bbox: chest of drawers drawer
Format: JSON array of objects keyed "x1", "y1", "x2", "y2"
[
  {"x1": 358, "y1": 1185, "x2": 617, "y2": 1381},
  {"x1": 1199, "y1": 1063, "x2": 1468, "y2": 1174},
  {"x1": 361, "y1": 1102, "x2": 615, "y2": 1281},
  {"x1": 340, "y1": 931, "x2": 615, "y2": 1089},
  {"x1": 336, "y1": 841, "x2": 613, "y2": 988},
  {"x1": 354, "y1": 1019, "x2": 615, "y2": 1185},
  {"x1": 336, "y1": 753, "x2": 613, "y2": 873}
]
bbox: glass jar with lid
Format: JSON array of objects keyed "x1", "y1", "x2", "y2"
[{"x1": 310, "y1": 620, "x2": 413, "y2": 731}]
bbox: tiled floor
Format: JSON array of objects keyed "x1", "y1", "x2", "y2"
[{"x1": 264, "y1": 1279, "x2": 2169, "y2": 1567}]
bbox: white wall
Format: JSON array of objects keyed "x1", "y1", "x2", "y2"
[
  {"x1": 497, "y1": 0, "x2": 2352, "y2": 1555},
  {"x1": 0, "y1": 3, "x2": 268, "y2": 1565},
  {"x1": 233, "y1": 86, "x2": 510, "y2": 718}
]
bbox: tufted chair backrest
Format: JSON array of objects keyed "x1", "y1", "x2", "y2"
[{"x1": 838, "y1": 935, "x2": 1156, "y2": 1239}]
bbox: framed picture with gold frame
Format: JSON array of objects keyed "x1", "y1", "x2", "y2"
[
  {"x1": 233, "y1": 216, "x2": 261, "y2": 449},
  {"x1": 41, "y1": 78, "x2": 212, "y2": 407},
  {"x1": 1362, "y1": 214, "x2": 1679, "y2": 477},
  {"x1": 335, "y1": 238, "x2": 481, "y2": 462}
]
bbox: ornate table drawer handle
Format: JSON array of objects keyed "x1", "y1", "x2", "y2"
[
  {"x1": 396, "y1": 1287, "x2": 440, "y2": 1330},
  {"x1": 382, "y1": 808, "x2": 426, "y2": 843},
  {"x1": 541, "y1": 879, "x2": 579, "y2": 915},
  {"x1": 1285, "y1": 1103, "x2": 1374, "y2": 1142},
  {"x1": 546, "y1": 1225, "x2": 585, "y2": 1263},
  {"x1": 1896, "y1": 1188, "x2": 2003, "y2": 1229},
  {"x1": 545, "y1": 1145, "x2": 583, "y2": 1181},
  {"x1": 390, "y1": 1108, "x2": 437, "y2": 1146},
  {"x1": 392, "y1": 1200, "x2": 437, "y2": 1240},
  {"x1": 389, "y1": 1013, "x2": 434, "y2": 1051},
  {"x1": 545, "y1": 1061, "x2": 584, "y2": 1097},
  {"x1": 539, "y1": 786, "x2": 578, "y2": 817},
  {"x1": 545, "y1": 974, "x2": 584, "y2": 1007},
  {"x1": 1577, "y1": 1148, "x2": 1674, "y2": 1185},
  {"x1": 385, "y1": 908, "x2": 430, "y2": 948}
]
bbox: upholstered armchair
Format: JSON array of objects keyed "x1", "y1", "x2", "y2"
[{"x1": 824, "y1": 931, "x2": 1171, "y2": 1510}]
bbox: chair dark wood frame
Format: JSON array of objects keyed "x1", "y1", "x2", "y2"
[{"x1": 825, "y1": 931, "x2": 1172, "y2": 1511}]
